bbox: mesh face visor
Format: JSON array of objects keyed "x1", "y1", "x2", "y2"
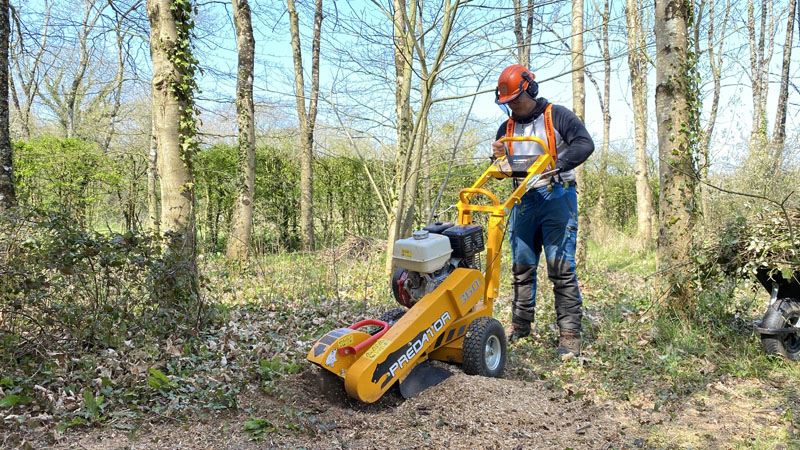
[{"x1": 495, "y1": 87, "x2": 524, "y2": 117}]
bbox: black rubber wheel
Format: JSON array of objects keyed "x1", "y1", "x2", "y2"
[
  {"x1": 379, "y1": 308, "x2": 407, "y2": 325},
  {"x1": 761, "y1": 298, "x2": 800, "y2": 360},
  {"x1": 462, "y1": 317, "x2": 506, "y2": 377},
  {"x1": 369, "y1": 308, "x2": 407, "y2": 335}
]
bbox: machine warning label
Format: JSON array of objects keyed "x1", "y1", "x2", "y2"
[
  {"x1": 364, "y1": 339, "x2": 391, "y2": 359},
  {"x1": 337, "y1": 334, "x2": 354, "y2": 348}
]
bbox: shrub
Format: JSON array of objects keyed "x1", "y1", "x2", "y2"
[
  {"x1": 0, "y1": 208, "x2": 202, "y2": 362},
  {"x1": 697, "y1": 208, "x2": 800, "y2": 282}
]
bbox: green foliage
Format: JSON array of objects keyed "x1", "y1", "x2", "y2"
[
  {"x1": 165, "y1": 0, "x2": 201, "y2": 187},
  {"x1": 11, "y1": 135, "x2": 149, "y2": 232},
  {"x1": 694, "y1": 208, "x2": 800, "y2": 286},
  {"x1": 255, "y1": 357, "x2": 302, "y2": 393},
  {"x1": 147, "y1": 368, "x2": 176, "y2": 391},
  {"x1": 13, "y1": 136, "x2": 122, "y2": 221},
  {"x1": 582, "y1": 150, "x2": 659, "y2": 232},
  {"x1": 0, "y1": 394, "x2": 33, "y2": 408},
  {"x1": 243, "y1": 417, "x2": 278, "y2": 440},
  {"x1": 81, "y1": 389, "x2": 105, "y2": 422},
  {"x1": 313, "y1": 155, "x2": 391, "y2": 242},
  {"x1": 195, "y1": 144, "x2": 238, "y2": 250},
  {"x1": 254, "y1": 144, "x2": 301, "y2": 251},
  {"x1": 194, "y1": 141, "x2": 395, "y2": 252}
]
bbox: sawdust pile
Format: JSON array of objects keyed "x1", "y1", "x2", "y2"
[{"x1": 286, "y1": 371, "x2": 633, "y2": 449}]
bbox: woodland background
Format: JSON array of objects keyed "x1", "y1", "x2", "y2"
[{"x1": 0, "y1": 0, "x2": 799, "y2": 447}]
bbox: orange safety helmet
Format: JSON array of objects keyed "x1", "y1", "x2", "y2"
[{"x1": 495, "y1": 64, "x2": 539, "y2": 106}]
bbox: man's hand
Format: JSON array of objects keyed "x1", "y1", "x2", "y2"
[{"x1": 491, "y1": 140, "x2": 506, "y2": 159}]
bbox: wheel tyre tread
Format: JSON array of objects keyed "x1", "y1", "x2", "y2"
[
  {"x1": 370, "y1": 308, "x2": 407, "y2": 336},
  {"x1": 462, "y1": 317, "x2": 507, "y2": 377},
  {"x1": 761, "y1": 298, "x2": 800, "y2": 361},
  {"x1": 379, "y1": 308, "x2": 407, "y2": 326}
]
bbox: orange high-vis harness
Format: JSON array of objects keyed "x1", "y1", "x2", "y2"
[{"x1": 505, "y1": 104, "x2": 557, "y2": 160}]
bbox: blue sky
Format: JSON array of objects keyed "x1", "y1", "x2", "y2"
[{"x1": 17, "y1": 0, "x2": 800, "y2": 172}]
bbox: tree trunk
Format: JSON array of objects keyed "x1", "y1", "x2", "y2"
[
  {"x1": 654, "y1": 0, "x2": 698, "y2": 311},
  {"x1": 385, "y1": 0, "x2": 419, "y2": 275},
  {"x1": 288, "y1": 0, "x2": 322, "y2": 251},
  {"x1": 66, "y1": 0, "x2": 105, "y2": 138},
  {"x1": 625, "y1": 0, "x2": 654, "y2": 243},
  {"x1": 513, "y1": 0, "x2": 534, "y2": 67},
  {"x1": 384, "y1": 0, "x2": 460, "y2": 276},
  {"x1": 9, "y1": 2, "x2": 50, "y2": 140},
  {"x1": 0, "y1": 0, "x2": 16, "y2": 211},
  {"x1": 771, "y1": 0, "x2": 797, "y2": 169},
  {"x1": 147, "y1": 0, "x2": 197, "y2": 266},
  {"x1": 148, "y1": 123, "x2": 160, "y2": 234},
  {"x1": 571, "y1": 0, "x2": 588, "y2": 270},
  {"x1": 745, "y1": 0, "x2": 775, "y2": 181},
  {"x1": 385, "y1": 0, "x2": 416, "y2": 275},
  {"x1": 226, "y1": 0, "x2": 256, "y2": 260},
  {"x1": 596, "y1": 0, "x2": 610, "y2": 217},
  {"x1": 698, "y1": 0, "x2": 730, "y2": 219},
  {"x1": 400, "y1": 108, "x2": 430, "y2": 234}
]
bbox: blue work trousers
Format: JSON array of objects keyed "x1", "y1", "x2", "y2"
[{"x1": 508, "y1": 182, "x2": 583, "y2": 332}]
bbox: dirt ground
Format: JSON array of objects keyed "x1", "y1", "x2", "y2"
[{"x1": 11, "y1": 358, "x2": 789, "y2": 450}]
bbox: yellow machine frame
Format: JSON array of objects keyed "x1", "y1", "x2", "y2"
[{"x1": 307, "y1": 137, "x2": 555, "y2": 403}]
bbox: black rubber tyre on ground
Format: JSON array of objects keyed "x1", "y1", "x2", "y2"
[
  {"x1": 761, "y1": 298, "x2": 800, "y2": 360},
  {"x1": 462, "y1": 317, "x2": 506, "y2": 377}
]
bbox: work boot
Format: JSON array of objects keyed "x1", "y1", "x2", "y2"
[
  {"x1": 506, "y1": 319, "x2": 531, "y2": 344},
  {"x1": 557, "y1": 330, "x2": 581, "y2": 360}
]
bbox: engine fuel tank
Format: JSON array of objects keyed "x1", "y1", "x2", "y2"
[{"x1": 392, "y1": 230, "x2": 452, "y2": 273}]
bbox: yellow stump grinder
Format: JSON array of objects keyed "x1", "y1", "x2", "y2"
[{"x1": 307, "y1": 137, "x2": 557, "y2": 403}]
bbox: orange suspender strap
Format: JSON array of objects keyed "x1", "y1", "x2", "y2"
[
  {"x1": 505, "y1": 119, "x2": 515, "y2": 155},
  {"x1": 543, "y1": 104, "x2": 557, "y2": 161}
]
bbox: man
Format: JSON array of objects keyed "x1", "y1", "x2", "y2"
[{"x1": 491, "y1": 64, "x2": 594, "y2": 360}]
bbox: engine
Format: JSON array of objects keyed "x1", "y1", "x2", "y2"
[{"x1": 391, "y1": 222, "x2": 485, "y2": 308}]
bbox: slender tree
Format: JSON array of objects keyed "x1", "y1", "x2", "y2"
[
  {"x1": 625, "y1": 0, "x2": 654, "y2": 242},
  {"x1": 696, "y1": 0, "x2": 731, "y2": 218},
  {"x1": 587, "y1": 0, "x2": 611, "y2": 216},
  {"x1": 288, "y1": 0, "x2": 322, "y2": 251},
  {"x1": 654, "y1": 0, "x2": 699, "y2": 310},
  {"x1": 0, "y1": 0, "x2": 16, "y2": 211},
  {"x1": 382, "y1": 0, "x2": 462, "y2": 275},
  {"x1": 513, "y1": 0, "x2": 534, "y2": 67},
  {"x1": 148, "y1": 122, "x2": 160, "y2": 234},
  {"x1": 772, "y1": 0, "x2": 797, "y2": 168},
  {"x1": 226, "y1": 0, "x2": 256, "y2": 260},
  {"x1": 571, "y1": 0, "x2": 588, "y2": 269},
  {"x1": 745, "y1": 0, "x2": 775, "y2": 179},
  {"x1": 8, "y1": 1, "x2": 51, "y2": 139}
]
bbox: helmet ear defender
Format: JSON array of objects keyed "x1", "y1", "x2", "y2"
[{"x1": 521, "y1": 71, "x2": 538, "y2": 99}]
